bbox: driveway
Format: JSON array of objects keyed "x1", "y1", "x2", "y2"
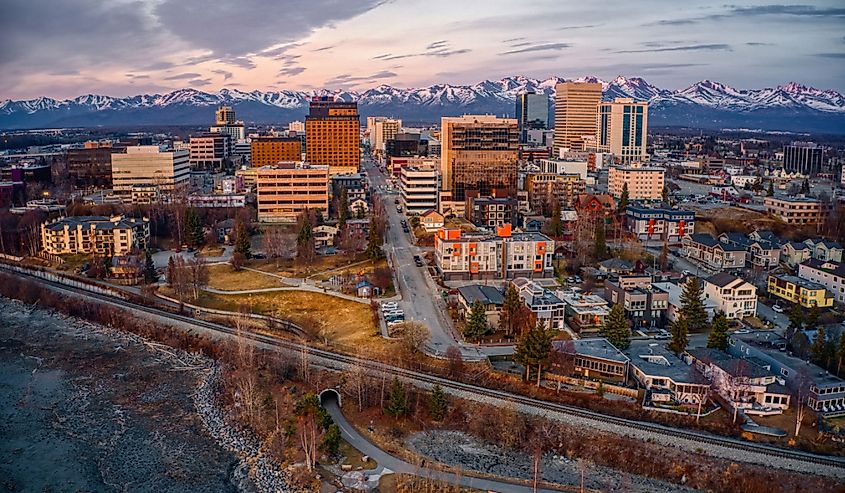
[{"x1": 320, "y1": 391, "x2": 565, "y2": 493}]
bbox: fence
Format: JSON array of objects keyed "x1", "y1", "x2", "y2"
[
  {"x1": 0, "y1": 260, "x2": 126, "y2": 299},
  {"x1": 546, "y1": 373, "x2": 640, "y2": 399}
]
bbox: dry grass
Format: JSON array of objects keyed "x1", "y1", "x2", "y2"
[
  {"x1": 196, "y1": 246, "x2": 225, "y2": 257},
  {"x1": 337, "y1": 440, "x2": 377, "y2": 469},
  {"x1": 205, "y1": 263, "x2": 282, "y2": 291},
  {"x1": 251, "y1": 253, "x2": 368, "y2": 278}
]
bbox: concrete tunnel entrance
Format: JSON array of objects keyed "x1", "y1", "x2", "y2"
[{"x1": 319, "y1": 388, "x2": 341, "y2": 408}]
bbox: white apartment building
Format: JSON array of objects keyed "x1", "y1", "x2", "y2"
[
  {"x1": 703, "y1": 273, "x2": 757, "y2": 320},
  {"x1": 41, "y1": 215, "x2": 149, "y2": 256},
  {"x1": 798, "y1": 258, "x2": 845, "y2": 304},
  {"x1": 536, "y1": 158, "x2": 588, "y2": 180},
  {"x1": 400, "y1": 165, "x2": 438, "y2": 215},
  {"x1": 607, "y1": 163, "x2": 664, "y2": 200},
  {"x1": 371, "y1": 118, "x2": 402, "y2": 154},
  {"x1": 111, "y1": 146, "x2": 190, "y2": 197}
]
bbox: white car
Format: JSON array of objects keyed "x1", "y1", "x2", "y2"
[{"x1": 772, "y1": 304, "x2": 784, "y2": 313}]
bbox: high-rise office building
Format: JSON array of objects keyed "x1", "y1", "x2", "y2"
[
  {"x1": 256, "y1": 162, "x2": 329, "y2": 222},
  {"x1": 210, "y1": 106, "x2": 245, "y2": 141},
  {"x1": 251, "y1": 136, "x2": 302, "y2": 167},
  {"x1": 371, "y1": 118, "x2": 402, "y2": 154},
  {"x1": 111, "y1": 146, "x2": 190, "y2": 197},
  {"x1": 553, "y1": 82, "x2": 603, "y2": 156},
  {"x1": 67, "y1": 142, "x2": 126, "y2": 189},
  {"x1": 305, "y1": 96, "x2": 360, "y2": 176},
  {"x1": 783, "y1": 142, "x2": 823, "y2": 176},
  {"x1": 189, "y1": 133, "x2": 231, "y2": 169},
  {"x1": 515, "y1": 92, "x2": 549, "y2": 143},
  {"x1": 440, "y1": 115, "x2": 519, "y2": 216},
  {"x1": 597, "y1": 98, "x2": 648, "y2": 164}
]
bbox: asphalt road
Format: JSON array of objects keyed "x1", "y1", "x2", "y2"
[
  {"x1": 321, "y1": 391, "x2": 564, "y2": 492},
  {"x1": 362, "y1": 158, "x2": 480, "y2": 358}
]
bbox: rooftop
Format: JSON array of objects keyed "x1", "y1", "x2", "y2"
[
  {"x1": 556, "y1": 338, "x2": 629, "y2": 364},
  {"x1": 623, "y1": 339, "x2": 700, "y2": 383},
  {"x1": 457, "y1": 285, "x2": 504, "y2": 306},
  {"x1": 769, "y1": 274, "x2": 829, "y2": 292},
  {"x1": 705, "y1": 272, "x2": 748, "y2": 289},
  {"x1": 687, "y1": 348, "x2": 773, "y2": 379}
]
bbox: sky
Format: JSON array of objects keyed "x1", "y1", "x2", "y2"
[{"x1": 1, "y1": 0, "x2": 844, "y2": 100}]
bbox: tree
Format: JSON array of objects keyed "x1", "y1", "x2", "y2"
[
  {"x1": 296, "y1": 210, "x2": 316, "y2": 265},
  {"x1": 185, "y1": 207, "x2": 204, "y2": 248},
  {"x1": 233, "y1": 219, "x2": 251, "y2": 258},
  {"x1": 167, "y1": 256, "x2": 189, "y2": 302},
  {"x1": 230, "y1": 251, "x2": 246, "y2": 271},
  {"x1": 658, "y1": 240, "x2": 669, "y2": 271},
  {"x1": 464, "y1": 299, "x2": 490, "y2": 339},
  {"x1": 514, "y1": 320, "x2": 554, "y2": 386},
  {"x1": 445, "y1": 346, "x2": 464, "y2": 379},
  {"x1": 679, "y1": 277, "x2": 708, "y2": 332},
  {"x1": 186, "y1": 258, "x2": 209, "y2": 299},
  {"x1": 601, "y1": 304, "x2": 630, "y2": 350},
  {"x1": 365, "y1": 217, "x2": 384, "y2": 261},
  {"x1": 618, "y1": 182, "x2": 629, "y2": 213},
  {"x1": 546, "y1": 208, "x2": 564, "y2": 238},
  {"x1": 668, "y1": 316, "x2": 689, "y2": 355},
  {"x1": 707, "y1": 311, "x2": 730, "y2": 350},
  {"x1": 263, "y1": 226, "x2": 292, "y2": 266},
  {"x1": 805, "y1": 304, "x2": 820, "y2": 329},
  {"x1": 661, "y1": 185, "x2": 669, "y2": 205},
  {"x1": 801, "y1": 178, "x2": 810, "y2": 195},
  {"x1": 810, "y1": 326, "x2": 830, "y2": 367},
  {"x1": 398, "y1": 321, "x2": 429, "y2": 355},
  {"x1": 321, "y1": 424, "x2": 341, "y2": 456},
  {"x1": 294, "y1": 393, "x2": 333, "y2": 471},
  {"x1": 143, "y1": 249, "x2": 158, "y2": 284},
  {"x1": 787, "y1": 304, "x2": 804, "y2": 339},
  {"x1": 499, "y1": 283, "x2": 523, "y2": 337},
  {"x1": 384, "y1": 377, "x2": 408, "y2": 417},
  {"x1": 428, "y1": 384, "x2": 447, "y2": 421},
  {"x1": 837, "y1": 331, "x2": 845, "y2": 377},
  {"x1": 337, "y1": 187, "x2": 349, "y2": 230},
  {"x1": 767, "y1": 181, "x2": 774, "y2": 197},
  {"x1": 593, "y1": 220, "x2": 607, "y2": 260}
]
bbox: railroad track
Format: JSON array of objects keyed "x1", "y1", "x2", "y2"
[{"x1": 5, "y1": 265, "x2": 844, "y2": 473}]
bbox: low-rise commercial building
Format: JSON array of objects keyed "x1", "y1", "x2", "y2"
[
  {"x1": 703, "y1": 273, "x2": 757, "y2": 319},
  {"x1": 111, "y1": 146, "x2": 190, "y2": 197},
  {"x1": 623, "y1": 339, "x2": 709, "y2": 406},
  {"x1": 41, "y1": 215, "x2": 149, "y2": 256},
  {"x1": 553, "y1": 338, "x2": 629, "y2": 382},
  {"x1": 466, "y1": 196, "x2": 518, "y2": 229},
  {"x1": 186, "y1": 194, "x2": 248, "y2": 208},
  {"x1": 764, "y1": 196, "x2": 832, "y2": 225},
  {"x1": 434, "y1": 226, "x2": 554, "y2": 280},
  {"x1": 608, "y1": 163, "x2": 664, "y2": 200},
  {"x1": 256, "y1": 162, "x2": 329, "y2": 222}
]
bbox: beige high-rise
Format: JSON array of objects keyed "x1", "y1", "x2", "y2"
[
  {"x1": 256, "y1": 162, "x2": 329, "y2": 222},
  {"x1": 553, "y1": 82, "x2": 603, "y2": 156}
]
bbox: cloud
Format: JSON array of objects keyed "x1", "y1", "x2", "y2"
[
  {"x1": 164, "y1": 72, "x2": 203, "y2": 80},
  {"x1": 616, "y1": 43, "x2": 731, "y2": 54},
  {"x1": 324, "y1": 70, "x2": 396, "y2": 87},
  {"x1": 189, "y1": 78, "x2": 212, "y2": 87},
  {"x1": 225, "y1": 57, "x2": 256, "y2": 69},
  {"x1": 279, "y1": 66, "x2": 307, "y2": 76},
  {"x1": 212, "y1": 69, "x2": 234, "y2": 80},
  {"x1": 154, "y1": 0, "x2": 387, "y2": 58},
  {"x1": 499, "y1": 42, "x2": 572, "y2": 56},
  {"x1": 379, "y1": 41, "x2": 472, "y2": 61},
  {"x1": 426, "y1": 40, "x2": 448, "y2": 50},
  {"x1": 372, "y1": 53, "x2": 393, "y2": 60},
  {"x1": 815, "y1": 53, "x2": 845, "y2": 59},
  {"x1": 650, "y1": 5, "x2": 845, "y2": 26},
  {"x1": 745, "y1": 42, "x2": 773, "y2": 46},
  {"x1": 555, "y1": 24, "x2": 599, "y2": 30},
  {"x1": 312, "y1": 45, "x2": 335, "y2": 52},
  {"x1": 502, "y1": 37, "x2": 525, "y2": 43}
]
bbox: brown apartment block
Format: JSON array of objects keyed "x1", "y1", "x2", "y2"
[
  {"x1": 439, "y1": 115, "x2": 519, "y2": 216},
  {"x1": 251, "y1": 136, "x2": 302, "y2": 167},
  {"x1": 525, "y1": 172, "x2": 586, "y2": 211},
  {"x1": 764, "y1": 196, "x2": 832, "y2": 225},
  {"x1": 553, "y1": 82, "x2": 603, "y2": 156},
  {"x1": 305, "y1": 97, "x2": 360, "y2": 176},
  {"x1": 256, "y1": 162, "x2": 329, "y2": 222},
  {"x1": 66, "y1": 142, "x2": 126, "y2": 189}
]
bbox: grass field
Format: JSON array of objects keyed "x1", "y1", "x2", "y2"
[
  {"x1": 205, "y1": 264, "x2": 282, "y2": 291},
  {"x1": 251, "y1": 253, "x2": 369, "y2": 278}
]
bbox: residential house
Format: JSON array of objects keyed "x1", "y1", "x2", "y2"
[
  {"x1": 623, "y1": 339, "x2": 710, "y2": 406},
  {"x1": 349, "y1": 198, "x2": 369, "y2": 217},
  {"x1": 651, "y1": 281, "x2": 717, "y2": 323},
  {"x1": 767, "y1": 274, "x2": 833, "y2": 308},
  {"x1": 804, "y1": 238, "x2": 843, "y2": 263},
  {"x1": 557, "y1": 291, "x2": 611, "y2": 334},
  {"x1": 604, "y1": 275, "x2": 669, "y2": 329},
  {"x1": 703, "y1": 273, "x2": 757, "y2": 320},
  {"x1": 552, "y1": 338, "x2": 629, "y2": 382},
  {"x1": 782, "y1": 242, "x2": 812, "y2": 268},
  {"x1": 574, "y1": 194, "x2": 616, "y2": 219},
  {"x1": 109, "y1": 255, "x2": 145, "y2": 285},
  {"x1": 456, "y1": 284, "x2": 505, "y2": 329},
  {"x1": 511, "y1": 277, "x2": 567, "y2": 330},
  {"x1": 314, "y1": 225, "x2": 339, "y2": 249},
  {"x1": 688, "y1": 348, "x2": 791, "y2": 416},
  {"x1": 522, "y1": 215, "x2": 546, "y2": 232},
  {"x1": 682, "y1": 233, "x2": 747, "y2": 271},
  {"x1": 729, "y1": 331, "x2": 845, "y2": 417},
  {"x1": 718, "y1": 232, "x2": 780, "y2": 270},
  {"x1": 420, "y1": 209, "x2": 445, "y2": 231},
  {"x1": 798, "y1": 258, "x2": 845, "y2": 304},
  {"x1": 598, "y1": 258, "x2": 634, "y2": 276}
]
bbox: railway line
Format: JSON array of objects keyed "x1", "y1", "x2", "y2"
[{"x1": 4, "y1": 265, "x2": 844, "y2": 477}]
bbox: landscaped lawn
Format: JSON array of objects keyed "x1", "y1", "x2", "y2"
[{"x1": 205, "y1": 263, "x2": 282, "y2": 291}]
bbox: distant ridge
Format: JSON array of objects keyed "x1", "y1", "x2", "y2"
[{"x1": 2, "y1": 76, "x2": 843, "y2": 133}]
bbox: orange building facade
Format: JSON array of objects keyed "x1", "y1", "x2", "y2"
[
  {"x1": 305, "y1": 97, "x2": 360, "y2": 176},
  {"x1": 251, "y1": 137, "x2": 302, "y2": 167},
  {"x1": 256, "y1": 163, "x2": 329, "y2": 222},
  {"x1": 434, "y1": 226, "x2": 554, "y2": 280}
]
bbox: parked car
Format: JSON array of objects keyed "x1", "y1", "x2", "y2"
[{"x1": 772, "y1": 304, "x2": 784, "y2": 313}]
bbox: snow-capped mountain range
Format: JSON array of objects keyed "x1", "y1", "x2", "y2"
[{"x1": 2, "y1": 76, "x2": 844, "y2": 133}]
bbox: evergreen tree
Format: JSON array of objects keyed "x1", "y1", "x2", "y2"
[
  {"x1": 801, "y1": 178, "x2": 810, "y2": 195},
  {"x1": 464, "y1": 299, "x2": 490, "y2": 339},
  {"x1": 185, "y1": 208, "x2": 204, "y2": 247},
  {"x1": 707, "y1": 311, "x2": 730, "y2": 350},
  {"x1": 679, "y1": 277, "x2": 708, "y2": 332},
  {"x1": 233, "y1": 220, "x2": 251, "y2": 258},
  {"x1": 514, "y1": 320, "x2": 554, "y2": 385},
  {"x1": 593, "y1": 220, "x2": 607, "y2": 260},
  {"x1": 384, "y1": 377, "x2": 408, "y2": 417},
  {"x1": 601, "y1": 304, "x2": 630, "y2": 349},
  {"x1": 321, "y1": 424, "x2": 341, "y2": 455},
  {"x1": 296, "y1": 211, "x2": 315, "y2": 263},
  {"x1": 143, "y1": 249, "x2": 158, "y2": 284},
  {"x1": 338, "y1": 187, "x2": 349, "y2": 230},
  {"x1": 500, "y1": 283, "x2": 523, "y2": 337},
  {"x1": 787, "y1": 304, "x2": 804, "y2": 336},
  {"x1": 365, "y1": 216, "x2": 384, "y2": 261},
  {"x1": 659, "y1": 240, "x2": 669, "y2": 271},
  {"x1": 668, "y1": 316, "x2": 689, "y2": 355},
  {"x1": 767, "y1": 181, "x2": 774, "y2": 197},
  {"x1": 836, "y1": 331, "x2": 845, "y2": 376},
  {"x1": 805, "y1": 304, "x2": 820, "y2": 328},
  {"x1": 428, "y1": 384, "x2": 447, "y2": 421},
  {"x1": 618, "y1": 183, "x2": 629, "y2": 213},
  {"x1": 547, "y1": 208, "x2": 564, "y2": 238},
  {"x1": 315, "y1": 209, "x2": 324, "y2": 225},
  {"x1": 810, "y1": 326, "x2": 829, "y2": 367},
  {"x1": 661, "y1": 185, "x2": 669, "y2": 205}
]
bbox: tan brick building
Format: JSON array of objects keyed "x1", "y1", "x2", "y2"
[
  {"x1": 251, "y1": 136, "x2": 302, "y2": 167},
  {"x1": 256, "y1": 163, "x2": 329, "y2": 222},
  {"x1": 553, "y1": 82, "x2": 603, "y2": 155},
  {"x1": 764, "y1": 196, "x2": 832, "y2": 225},
  {"x1": 607, "y1": 163, "x2": 664, "y2": 200}
]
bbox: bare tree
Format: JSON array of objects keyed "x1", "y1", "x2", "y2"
[
  {"x1": 344, "y1": 354, "x2": 368, "y2": 412},
  {"x1": 186, "y1": 258, "x2": 209, "y2": 299},
  {"x1": 263, "y1": 226, "x2": 293, "y2": 267},
  {"x1": 298, "y1": 343, "x2": 310, "y2": 384},
  {"x1": 397, "y1": 321, "x2": 430, "y2": 356},
  {"x1": 445, "y1": 346, "x2": 464, "y2": 379},
  {"x1": 790, "y1": 368, "x2": 812, "y2": 437}
]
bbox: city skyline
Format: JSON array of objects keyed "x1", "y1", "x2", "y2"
[{"x1": 2, "y1": 0, "x2": 845, "y2": 100}]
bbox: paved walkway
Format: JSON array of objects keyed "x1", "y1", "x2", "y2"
[{"x1": 321, "y1": 391, "x2": 565, "y2": 492}]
